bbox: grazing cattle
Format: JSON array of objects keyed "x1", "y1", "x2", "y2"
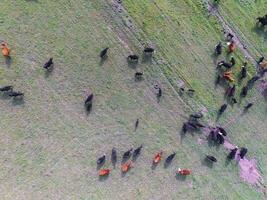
[
  {"x1": 121, "y1": 161, "x2": 132, "y2": 173},
  {"x1": 127, "y1": 55, "x2": 139, "y2": 62},
  {"x1": 218, "y1": 61, "x2": 232, "y2": 69},
  {"x1": 227, "y1": 147, "x2": 238, "y2": 160},
  {"x1": 248, "y1": 76, "x2": 260, "y2": 86},
  {"x1": 123, "y1": 148, "x2": 133, "y2": 160},
  {"x1": 177, "y1": 168, "x2": 191, "y2": 176},
  {"x1": 190, "y1": 113, "x2": 203, "y2": 119},
  {"x1": 153, "y1": 151, "x2": 163, "y2": 164},
  {"x1": 256, "y1": 16, "x2": 267, "y2": 27},
  {"x1": 217, "y1": 126, "x2": 227, "y2": 136},
  {"x1": 218, "y1": 104, "x2": 228, "y2": 115},
  {"x1": 135, "y1": 119, "x2": 139, "y2": 130},
  {"x1": 240, "y1": 65, "x2": 247, "y2": 79},
  {"x1": 144, "y1": 47, "x2": 154, "y2": 54},
  {"x1": 85, "y1": 93, "x2": 93, "y2": 104},
  {"x1": 85, "y1": 93, "x2": 93, "y2": 111},
  {"x1": 206, "y1": 155, "x2": 217, "y2": 162},
  {"x1": 239, "y1": 147, "x2": 248, "y2": 159},
  {"x1": 257, "y1": 56, "x2": 265, "y2": 64},
  {"x1": 230, "y1": 56, "x2": 236, "y2": 66},
  {"x1": 100, "y1": 47, "x2": 109, "y2": 58},
  {"x1": 1, "y1": 42, "x2": 10, "y2": 57},
  {"x1": 133, "y1": 145, "x2": 143, "y2": 158},
  {"x1": 165, "y1": 153, "x2": 176, "y2": 164},
  {"x1": 8, "y1": 91, "x2": 24, "y2": 98},
  {"x1": 244, "y1": 103, "x2": 253, "y2": 110},
  {"x1": 217, "y1": 132, "x2": 225, "y2": 144},
  {"x1": 226, "y1": 85, "x2": 236, "y2": 97},
  {"x1": 188, "y1": 89, "x2": 195, "y2": 96},
  {"x1": 228, "y1": 41, "x2": 236, "y2": 53},
  {"x1": 99, "y1": 169, "x2": 110, "y2": 176},
  {"x1": 226, "y1": 33, "x2": 234, "y2": 41},
  {"x1": 241, "y1": 86, "x2": 248, "y2": 97},
  {"x1": 111, "y1": 148, "x2": 117, "y2": 164},
  {"x1": 97, "y1": 155, "x2": 106, "y2": 166},
  {"x1": 135, "y1": 72, "x2": 143, "y2": 80},
  {"x1": 215, "y1": 42, "x2": 222, "y2": 55},
  {"x1": 157, "y1": 87, "x2": 162, "y2": 98},
  {"x1": 43, "y1": 58, "x2": 53, "y2": 69},
  {"x1": 0, "y1": 86, "x2": 13, "y2": 92},
  {"x1": 231, "y1": 97, "x2": 238, "y2": 104}
]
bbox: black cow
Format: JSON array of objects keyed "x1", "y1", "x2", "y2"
[
  {"x1": 190, "y1": 113, "x2": 203, "y2": 119},
  {"x1": 218, "y1": 104, "x2": 228, "y2": 115},
  {"x1": 97, "y1": 154, "x2": 106, "y2": 165},
  {"x1": 206, "y1": 155, "x2": 217, "y2": 162},
  {"x1": 144, "y1": 47, "x2": 154, "y2": 54},
  {"x1": 0, "y1": 85, "x2": 13, "y2": 92},
  {"x1": 84, "y1": 93, "x2": 94, "y2": 111},
  {"x1": 123, "y1": 148, "x2": 133, "y2": 160},
  {"x1": 165, "y1": 153, "x2": 176, "y2": 164},
  {"x1": 231, "y1": 97, "x2": 238, "y2": 104},
  {"x1": 240, "y1": 65, "x2": 247, "y2": 79},
  {"x1": 230, "y1": 56, "x2": 236, "y2": 66},
  {"x1": 217, "y1": 60, "x2": 232, "y2": 69},
  {"x1": 241, "y1": 86, "x2": 248, "y2": 97},
  {"x1": 226, "y1": 33, "x2": 234, "y2": 41},
  {"x1": 239, "y1": 147, "x2": 248, "y2": 159},
  {"x1": 127, "y1": 55, "x2": 139, "y2": 62},
  {"x1": 256, "y1": 16, "x2": 267, "y2": 27},
  {"x1": 133, "y1": 145, "x2": 143, "y2": 158},
  {"x1": 135, "y1": 72, "x2": 143, "y2": 80},
  {"x1": 257, "y1": 56, "x2": 265, "y2": 64},
  {"x1": 244, "y1": 103, "x2": 253, "y2": 110},
  {"x1": 247, "y1": 76, "x2": 260, "y2": 86},
  {"x1": 217, "y1": 133, "x2": 225, "y2": 144},
  {"x1": 227, "y1": 147, "x2": 238, "y2": 160},
  {"x1": 43, "y1": 58, "x2": 53, "y2": 69},
  {"x1": 157, "y1": 87, "x2": 162, "y2": 98},
  {"x1": 215, "y1": 42, "x2": 222, "y2": 55},
  {"x1": 9, "y1": 91, "x2": 24, "y2": 98},
  {"x1": 217, "y1": 126, "x2": 227, "y2": 136},
  {"x1": 100, "y1": 47, "x2": 109, "y2": 58}
]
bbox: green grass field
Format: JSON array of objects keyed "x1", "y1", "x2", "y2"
[{"x1": 0, "y1": 0, "x2": 266, "y2": 199}]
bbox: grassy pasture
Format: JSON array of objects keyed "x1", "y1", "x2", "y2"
[{"x1": 0, "y1": 0, "x2": 266, "y2": 199}]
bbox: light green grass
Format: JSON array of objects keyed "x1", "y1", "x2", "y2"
[{"x1": 0, "y1": 0, "x2": 265, "y2": 199}]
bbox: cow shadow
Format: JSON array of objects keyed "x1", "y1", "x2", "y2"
[
  {"x1": 5, "y1": 57, "x2": 12, "y2": 67},
  {"x1": 142, "y1": 53, "x2": 152, "y2": 64},
  {"x1": 11, "y1": 98, "x2": 25, "y2": 106},
  {"x1": 175, "y1": 174, "x2": 187, "y2": 181},
  {"x1": 99, "y1": 56, "x2": 108, "y2": 66},
  {"x1": 201, "y1": 157, "x2": 214, "y2": 169},
  {"x1": 151, "y1": 162, "x2": 158, "y2": 170},
  {"x1": 44, "y1": 66, "x2": 54, "y2": 78},
  {"x1": 98, "y1": 174, "x2": 109, "y2": 181},
  {"x1": 252, "y1": 26, "x2": 267, "y2": 41},
  {"x1": 0, "y1": 92, "x2": 11, "y2": 100},
  {"x1": 127, "y1": 60, "x2": 138, "y2": 69}
]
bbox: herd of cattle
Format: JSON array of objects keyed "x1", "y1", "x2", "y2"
[{"x1": 1, "y1": 12, "x2": 266, "y2": 180}]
